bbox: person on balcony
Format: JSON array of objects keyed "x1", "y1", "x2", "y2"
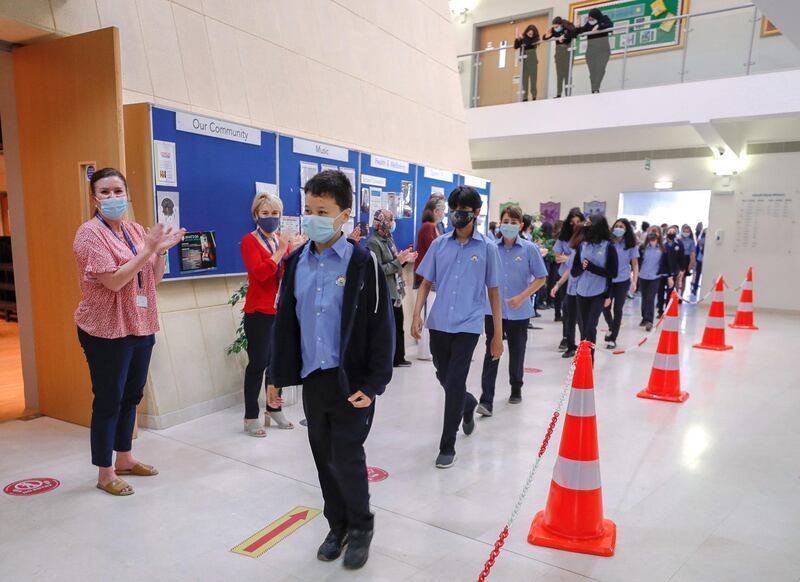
[
  {"x1": 578, "y1": 8, "x2": 614, "y2": 94},
  {"x1": 543, "y1": 17, "x2": 576, "y2": 98},
  {"x1": 514, "y1": 24, "x2": 540, "y2": 101}
]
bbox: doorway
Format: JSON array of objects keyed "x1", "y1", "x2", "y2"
[
  {"x1": 476, "y1": 12, "x2": 551, "y2": 106},
  {"x1": 619, "y1": 189, "x2": 711, "y2": 295}
]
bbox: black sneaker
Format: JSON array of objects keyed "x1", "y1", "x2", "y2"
[
  {"x1": 645, "y1": 322, "x2": 653, "y2": 332},
  {"x1": 508, "y1": 393, "x2": 522, "y2": 404},
  {"x1": 554, "y1": 315, "x2": 563, "y2": 322},
  {"x1": 343, "y1": 528, "x2": 374, "y2": 570},
  {"x1": 317, "y1": 530, "x2": 349, "y2": 561},
  {"x1": 639, "y1": 319, "x2": 647, "y2": 327},
  {"x1": 562, "y1": 347, "x2": 576, "y2": 359},
  {"x1": 435, "y1": 452, "x2": 457, "y2": 468},
  {"x1": 394, "y1": 360, "x2": 412, "y2": 368},
  {"x1": 558, "y1": 338, "x2": 568, "y2": 351},
  {"x1": 606, "y1": 341, "x2": 617, "y2": 350},
  {"x1": 604, "y1": 333, "x2": 612, "y2": 342}
]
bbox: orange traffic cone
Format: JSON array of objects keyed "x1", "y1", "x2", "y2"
[
  {"x1": 729, "y1": 268, "x2": 758, "y2": 330},
  {"x1": 528, "y1": 341, "x2": 616, "y2": 557},
  {"x1": 693, "y1": 276, "x2": 733, "y2": 351},
  {"x1": 638, "y1": 291, "x2": 688, "y2": 403}
]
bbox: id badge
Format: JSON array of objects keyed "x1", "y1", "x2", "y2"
[{"x1": 136, "y1": 295, "x2": 149, "y2": 308}]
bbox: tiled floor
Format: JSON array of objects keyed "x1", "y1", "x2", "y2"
[{"x1": 1, "y1": 301, "x2": 799, "y2": 581}]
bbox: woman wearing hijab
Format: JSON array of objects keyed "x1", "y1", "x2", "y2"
[
  {"x1": 367, "y1": 209, "x2": 418, "y2": 368},
  {"x1": 514, "y1": 24, "x2": 541, "y2": 101},
  {"x1": 577, "y1": 8, "x2": 614, "y2": 94},
  {"x1": 543, "y1": 17, "x2": 576, "y2": 98}
]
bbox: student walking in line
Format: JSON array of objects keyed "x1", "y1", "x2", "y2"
[
  {"x1": 691, "y1": 228, "x2": 706, "y2": 297},
  {"x1": 660, "y1": 225, "x2": 683, "y2": 317},
  {"x1": 411, "y1": 186, "x2": 503, "y2": 470},
  {"x1": 571, "y1": 214, "x2": 618, "y2": 357},
  {"x1": 414, "y1": 196, "x2": 446, "y2": 360},
  {"x1": 271, "y1": 170, "x2": 394, "y2": 570},
  {"x1": 515, "y1": 24, "x2": 541, "y2": 101},
  {"x1": 543, "y1": 17, "x2": 576, "y2": 97},
  {"x1": 240, "y1": 193, "x2": 296, "y2": 437},
  {"x1": 367, "y1": 209, "x2": 418, "y2": 368},
  {"x1": 577, "y1": 8, "x2": 614, "y2": 94},
  {"x1": 602, "y1": 218, "x2": 639, "y2": 349},
  {"x1": 549, "y1": 220, "x2": 565, "y2": 321},
  {"x1": 677, "y1": 223, "x2": 696, "y2": 300},
  {"x1": 550, "y1": 222, "x2": 586, "y2": 359},
  {"x1": 476, "y1": 205, "x2": 547, "y2": 417},
  {"x1": 552, "y1": 208, "x2": 585, "y2": 352},
  {"x1": 638, "y1": 225, "x2": 675, "y2": 331}
]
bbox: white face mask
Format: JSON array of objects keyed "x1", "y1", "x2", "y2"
[{"x1": 588, "y1": 18, "x2": 597, "y2": 25}]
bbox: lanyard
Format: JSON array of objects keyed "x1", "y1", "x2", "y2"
[
  {"x1": 257, "y1": 228, "x2": 283, "y2": 280},
  {"x1": 96, "y1": 213, "x2": 143, "y2": 289}
]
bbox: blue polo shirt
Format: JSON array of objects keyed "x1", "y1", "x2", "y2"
[
  {"x1": 294, "y1": 233, "x2": 353, "y2": 379},
  {"x1": 485, "y1": 236, "x2": 547, "y2": 320},
  {"x1": 416, "y1": 227, "x2": 500, "y2": 334},
  {"x1": 553, "y1": 239, "x2": 573, "y2": 276},
  {"x1": 613, "y1": 241, "x2": 640, "y2": 283},
  {"x1": 639, "y1": 245, "x2": 663, "y2": 280}
]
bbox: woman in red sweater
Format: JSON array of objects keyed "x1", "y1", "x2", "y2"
[
  {"x1": 414, "y1": 196, "x2": 445, "y2": 360},
  {"x1": 240, "y1": 193, "x2": 295, "y2": 436}
]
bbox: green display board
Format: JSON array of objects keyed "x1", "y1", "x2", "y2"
[{"x1": 570, "y1": 0, "x2": 688, "y2": 61}]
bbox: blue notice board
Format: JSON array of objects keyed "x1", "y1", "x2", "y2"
[
  {"x1": 460, "y1": 174, "x2": 492, "y2": 236},
  {"x1": 277, "y1": 135, "x2": 360, "y2": 220},
  {"x1": 151, "y1": 106, "x2": 277, "y2": 280},
  {"x1": 414, "y1": 166, "x2": 460, "y2": 241},
  {"x1": 359, "y1": 153, "x2": 417, "y2": 250}
]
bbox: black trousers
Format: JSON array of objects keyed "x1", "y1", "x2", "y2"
[
  {"x1": 691, "y1": 260, "x2": 703, "y2": 295},
  {"x1": 303, "y1": 368, "x2": 375, "y2": 533},
  {"x1": 393, "y1": 305, "x2": 406, "y2": 365},
  {"x1": 562, "y1": 293, "x2": 580, "y2": 349},
  {"x1": 577, "y1": 294, "x2": 606, "y2": 346},
  {"x1": 480, "y1": 316, "x2": 529, "y2": 409},
  {"x1": 548, "y1": 263, "x2": 562, "y2": 316},
  {"x1": 658, "y1": 276, "x2": 673, "y2": 316},
  {"x1": 602, "y1": 281, "x2": 630, "y2": 342},
  {"x1": 77, "y1": 327, "x2": 155, "y2": 467},
  {"x1": 429, "y1": 330, "x2": 480, "y2": 456},
  {"x1": 640, "y1": 278, "x2": 659, "y2": 323},
  {"x1": 243, "y1": 312, "x2": 281, "y2": 418}
]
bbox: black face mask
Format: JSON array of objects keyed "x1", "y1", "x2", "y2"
[
  {"x1": 452, "y1": 210, "x2": 474, "y2": 230},
  {"x1": 647, "y1": 233, "x2": 658, "y2": 241},
  {"x1": 667, "y1": 232, "x2": 676, "y2": 240}
]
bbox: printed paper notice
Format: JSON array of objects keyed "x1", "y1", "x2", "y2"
[
  {"x1": 369, "y1": 188, "x2": 383, "y2": 222},
  {"x1": 157, "y1": 191, "x2": 180, "y2": 229},
  {"x1": 321, "y1": 164, "x2": 338, "y2": 173},
  {"x1": 154, "y1": 140, "x2": 177, "y2": 187},
  {"x1": 431, "y1": 186, "x2": 445, "y2": 198},
  {"x1": 300, "y1": 161, "x2": 319, "y2": 189},
  {"x1": 281, "y1": 216, "x2": 301, "y2": 235},
  {"x1": 340, "y1": 167, "x2": 357, "y2": 193},
  {"x1": 255, "y1": 182, "x2": 277, "y2": 196}
]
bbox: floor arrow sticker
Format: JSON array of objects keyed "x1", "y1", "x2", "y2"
[{"x1": 231, "y1": 506, "x2": 321, "y2": 558}]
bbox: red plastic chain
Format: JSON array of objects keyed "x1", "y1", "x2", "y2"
[{"x1": 477, "y1": 408, "x2": 562, "y2": 581}]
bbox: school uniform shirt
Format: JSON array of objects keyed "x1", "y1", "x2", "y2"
[
  {"x1": 416, "y1": 228, "x2": 501, "y2": 335},
  {"x1": 639, "y1": 245, "x2": 666, "y2": 280},
  {"x1": 294, "y1": 233, "x2": 354, "y2": 379},
  {"x1": 613, "y1": 241, "x2": 639, "y2": 283},
  {"x1": 696, "y1": 236, "x2": 705, "y2": 262},
  {"x1": 485, "y1": 236, "x2": 548, "y2": 320},
  {"x1": 565, "y1": 251, "x2": 580, "y2": 296},
  {"x1": 681, "y1": 236, "x2": 696, "y2": 256},
  {"x1": 553, "y1": 238, "x2": 574, "y2": 277},
  {"x1": 572, "y1": 240, "x2": 618, "y2": 297}
]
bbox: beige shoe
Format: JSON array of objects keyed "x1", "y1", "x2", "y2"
[
  {"x1": 265, "y1": 410, "x2": 294, "y2": 430},
  {"x1": 244, "y1": 418, "x2": 267, "y2": 437}
]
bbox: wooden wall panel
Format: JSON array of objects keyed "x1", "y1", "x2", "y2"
[
  {"x1": 13, "y1": 28, "x2": 124, "y2": 427},
  {"x1": 123, "y1": 103, "x2": 154, "y2": 227}
]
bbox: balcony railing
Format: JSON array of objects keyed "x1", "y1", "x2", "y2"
[{"x1": 457, "y1": 4, "x2": 800, "y2": 108}]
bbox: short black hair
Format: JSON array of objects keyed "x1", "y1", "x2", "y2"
[
  {"x1": 90, "y1": 167, "x2": 128, "y2": 194},
  {"x1": 447, "y1": 185, "x2": 482, "y2": 211},
  {"x1": 642, "y1": 221, "x2": 650, "y2": 231},
  {"x1": 588, "y1": 8, "x2": 603, "y2": 19},
  {"x1": 304, "y1": 169, "x2": 353, "y2": 211}
]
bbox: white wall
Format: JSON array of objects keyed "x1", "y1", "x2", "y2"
[
  {"x1": 454, "y1": 0, "x2": 800, "y2": 102},
  {"x1": 480, "y1": 151, "x2": 800, "y2": 312}
]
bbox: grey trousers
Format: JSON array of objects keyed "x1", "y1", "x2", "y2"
[
  {"x1": 586, "y1": 38, "x2": 610, "y2": 93},
  {"x1": 521, "y1": 50, "x2": 538, "y2": 100},
  {"x1": 555, "y1": 44, "x2": 571, "y2": 96}
]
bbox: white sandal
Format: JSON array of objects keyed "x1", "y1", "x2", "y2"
[
  {"x1": 244, "y1": 419, "x2": 267, "y2": 437},
  {"x1": 265, "y1": 410, "x2": 294, "y2": 430}
]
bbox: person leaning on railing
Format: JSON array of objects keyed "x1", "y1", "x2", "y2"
[
  {"x1": 514, "y1": 24, "x2": 541, "y2": 101},
  {"x1": 577, "y1": 8, "x2": 614, "y2": 94},
  {"x1": 542, "y1": 17, "x2": 576, "y2": 98}
]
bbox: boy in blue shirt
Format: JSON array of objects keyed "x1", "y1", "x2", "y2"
[
  {"x1": 411, "y1": 186, "x2": 503, "y2": 469},
  {"x1": 477, "y1": 205, "x2": 547, "y2": 416},
  {"x1": 271, "y1": 170, "x2": 394, "y2": 570}
]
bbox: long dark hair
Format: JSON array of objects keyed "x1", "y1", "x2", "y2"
[
  {"x1": 613, "y1": 218, "x2": 637, "y2": 249},
  {"x1": 552, "y1": 16, "x2": 576, "y2": 32},
  {"x1": 681, "y1": 223, "x2": 695, "y2": 242},
  {"x1": 559, "y1": 207, "x2": 585, "y2": 242},
  {"x1": 523, "y1": 24, "x2": 540, "y2": 41},
  {"x1": 569, "y1": 223, "x2": 585, "y2": 250},
  {"x1": 553, "y1": 219, "x2": 564, "y2": 240},
  {"x1": 641, "y1": 225, "x2": 665, "y2": 252},
  {"x1": 583, "y1": 214, "x2": 612, "y2": 244},
  {"x1": 90, "y1": 167, "x2": 128, "y2": 194}
]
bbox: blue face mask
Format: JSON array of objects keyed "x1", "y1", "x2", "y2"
[
  {"x1": 500, "y1": 224, "x2": 520, "y2": 240},
  {"x1": 612, "y1": 227, "x2": 625, "y2": 238},
  {"x1": 554, "y1": 26, "x2": 563, "y2": 32},
  {"x1": 302, "y1": 211, "x2": 345, "y2": 244},
  {"x1": 257, "y1": 217, "x2": 280, "y2": 233},
  {"x1": 99, "y1": 197, "x2": 128, "y2": 220}
]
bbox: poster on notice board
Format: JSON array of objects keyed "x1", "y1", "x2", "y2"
[
  {"x1": 180, "y1": 231, "x2": 217, "y2": 273},
  {"x1": 157, "y1": 190, "x2": 180, "y2": 229}
]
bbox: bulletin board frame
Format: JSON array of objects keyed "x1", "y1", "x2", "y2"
[{"x1": 358, "y1": 153, "x2": 418, "y2": 250}]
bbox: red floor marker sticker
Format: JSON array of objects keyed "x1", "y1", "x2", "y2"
[
  {"x1": 524, "y1": 368, "x2": 543, "y2": 374},
  {"x1": 231, "y1": 506, "x2": 321, "y2": 558},
  {"x1": 367, "y1": 467, "x2": 389, "y2": 482},
  {"x1": 4, "y1": 478, "x2": 60, "y2": 496}
]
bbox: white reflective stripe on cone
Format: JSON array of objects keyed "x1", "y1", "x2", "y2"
[
  {"x1": 662, "y1": 315, "x2": 680, "y2": 332},
  {"x1": 566, "y1": 388, "x2": 596, "y2": 417},
  {"x1": 737, "y1": 302, "x2": 753, "y2": 312},
  {"x1": 706, "y1": 316, "x2": 725, "y2": 329},
  {"x1": 652, "y1": 352, "x2": 680, "y2": 371},
  {"x1": 552, "y1": 457, "x2": 602, "y2": 491},
  {"x1": 713, "y1": 292, "x2": 725, "y2": 302},
  {"x1": 743, "y1": 281, "x2": 753, "y2": 290}
]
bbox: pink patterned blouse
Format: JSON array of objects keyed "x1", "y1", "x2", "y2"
[{"x1": 73, "y1": 217, "x2": 160, "y2": 339}]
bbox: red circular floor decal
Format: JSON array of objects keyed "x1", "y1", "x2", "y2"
[
  {"x1": 4, "y1": 478, "x2": 60, "y2": 496},
  {"x1": 524, "y1": 367, "x2": 542, "y2": 374},
  {"x1": 367, "y1": 467, "x2": 388, "y2": 482}
]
